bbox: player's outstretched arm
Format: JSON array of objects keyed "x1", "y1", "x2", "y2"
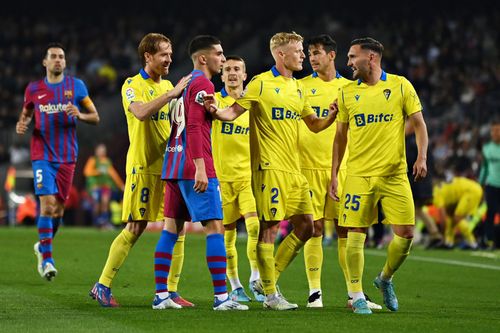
[
  {"x1": 204, "y1": 97, "x2": 246, "y2": 121},
  {"x1": 408, "y1": 111, "x2": 428, "y2": 181},
  {"x1": 16, "y1": 107, "x2": 33, "y2": 135},
  {"x1": 302, "y1": 100, "x2": 338, "y2": 133},
  {"x1": 129, "y1": 74, "x2": 192, "y2": 121}
]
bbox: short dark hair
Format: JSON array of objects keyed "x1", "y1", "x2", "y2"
[
  {"x1": 44, "y1": 42, "x2": 65, "y2": 58},
  {"x1": 306, "y1": 34, "x2": 337, "y2": 53},
  {"x1": 225, "y1": 55, "x2": 245, "y2": 63},
  {"x1": 188, "y1": 35, "x2": 221, "y2": 57},
  {"x1": 351, "y1": 37, "x2": 384, "y2": 55}
]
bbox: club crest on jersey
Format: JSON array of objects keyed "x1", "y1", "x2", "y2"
[
  {"x1": 195, "y1": 90, "x2": 207, "y2": 105},
  {"x1": 139, "y1": 208, "x2": 146, "y2": 217},
  {"x1": 274, "y1": 88, "x2": 280, "y2": 94},
  {"x1": 126, "y1": 88, "x2": 135, "y2": 101},
  {"x1": 311, "y1": 89, "x2": 316, "y2": 95},
  {"x1": 297, "y1": 89, "x2": 302, "y2": 98},
  {"x1": 64, "y1": 90, "x2": 73, "y2": 100},
  {"x1": 270, "y1": 208, "x2": 277, "y2": 217},
  {"x1": 131, "y1": 183, "x2": 136, "y2": 192},
  {"x1": 383, "y1": 89, "x2": 391, "y2": 100},
  {"x1": 355, "y1": 94, "x2": 360, "y2": 101},
  {"x1": 149, "y1": 89, "x2": 154, "y2": 96},
  {"x1": 261, "y1": 184, "x2": 266, "y2": 192}
]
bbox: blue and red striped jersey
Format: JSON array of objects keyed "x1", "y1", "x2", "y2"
[
  {"x1": 23, "y1": 76, "x2": 89, "y2": 163},
  {"x1": 161, "y1": 70, "x2": 216, "y2": 180}
]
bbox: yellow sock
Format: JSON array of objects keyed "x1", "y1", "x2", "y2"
[
  {"x1": 445, "y1": 216, "x2": 454, "y2": 245},
  {"x1": 337, "y1": 237, "x2": 349, "y2": 291},
  {"x1": 167, "y1": 234, "x2": 185, "y2": 292},
  {"x1": 346, "y1": 232, "x2": 366, "y2": 293},
  {"x1": 274, "y1": 231, "x2": 304, "y2": 282},
  {"x1": 245, "y1": 216, "x2": 260, "y2": 277},
  {"x1": 324, "y1": 219, "x2": 334, "y2": 239},
  {"x1": 256, "y1": 242, "x2": 276, "y2": 295},
  {"x1": 225, "y1": 228, "x2": 239, "y2": 282},
  {"x1": 382, "y1": 234, "x2": 413, "y2": 279},
  {"x1": 98, "y1": 229, "x2": 138, "y2": 287},
  {"x1": 456, "y1": 219, "x2": 477, "y2": 247},
  {"x1": 304, "y1": 235, "x2": 323, "y2": 290}
]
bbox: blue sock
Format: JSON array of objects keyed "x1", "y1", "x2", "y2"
[
  {"x1": 154, "y1": 230, "x2": 178, "y2": 294},
  {"x1": 37, "y1": 216, "x2": 54, "y2": 266},
  {"x1": 206, "y1": 234, "x2": 227, "y2": 296},
  {"x1": 52, "y1": 217, "x2": 62, "y2": 238}
]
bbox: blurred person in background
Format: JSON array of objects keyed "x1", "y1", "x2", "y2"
[
  {"x1": 479, "y1": 117, "x2": 500, "y2": 250},
  {"x1": 84, "y1": 143, "x2": 124, "y2": 229},
  {"x1": 433, "y1": 174, "x2": 482, "y2": 250},
  {"x1": 16, "y1": 42, "x2": 100, "y2": 281}
]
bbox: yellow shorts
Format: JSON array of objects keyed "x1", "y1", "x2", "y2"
[
  {"x1": 220, "y1": 180, "x2": 257, "y2": 225},
  {"x1": 301, "y1": 169, "x2": 336, "y2": 221},
  {"x1": 122, "y1": 173, "x2": 164, "y2": 222},
  {"x1": 454, "y1": 187, "x2": 483, "y2": 217},
  {"x1": 253, "y1": 169, "x2": 313, "y2": 221},
  {"x1": 338, "y1": 173, "x2": 414, "y2": 228}
]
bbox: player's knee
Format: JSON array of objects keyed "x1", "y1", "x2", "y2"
[
  {"x1": 393, "y1": 225, "x2": 414, "y2": 239},
  {"x1": 126, "y1": 221, "x2": 147, "y2": 236},
  {"x1": 334, "y1": 221, "x2": 348, "y2": 238},
  {"x1": 295, "y1": 220, "x2": 313, "y2": 240},
  {"x1": 246, "y1": 222, "x2": 259, "y2": 239},
  {"x1": 313, "y1": 220, "x2": 323, "y2": 237},
  {"x1": 40, "y1": 202, "x2": 57, "y2": 217}
]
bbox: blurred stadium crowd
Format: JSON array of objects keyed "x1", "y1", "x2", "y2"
[{"x1": 0, "y1": 3, "x2": 499, "y2": 238}]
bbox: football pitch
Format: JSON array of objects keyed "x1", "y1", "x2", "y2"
[{"x1": 1, "y1": 227, "x2": 498, "y2": 333}]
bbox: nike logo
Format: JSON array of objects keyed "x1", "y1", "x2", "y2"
[{"x1": 38, "y1": 94, "x2": 47, "y2": 99}]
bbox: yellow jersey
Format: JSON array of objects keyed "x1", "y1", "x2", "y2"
[
  {"x1": 236, "y1": 66, "x2": 315, "y2": 174},
  {"x1": 212, "y1": 88, "x2": 251, "y2": 182},
  {"x1": 337, "y1": 71, "x2": 422, "y2": 176},
  {"x1": 433, "y1": 177, "x2": 483, "y2": 208},
  {"x1": 299, "y1": 72, "x2": 351, "y2": 170},
  {"x1": 121, "y1": 69, "x2": 173, "y2": 175}
]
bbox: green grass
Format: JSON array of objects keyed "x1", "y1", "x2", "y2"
[{"x1": 0, "y1": 227, "x2": 498, "y2": 333}]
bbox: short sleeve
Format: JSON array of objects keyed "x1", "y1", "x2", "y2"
[
  {"x1": 402, "y1": 78, "x2": 422, "y2": 117},
  {"x1": 74, "y1": 78, "x2": 90, "y2": 106},
  {"x1": 121, "y1": 77, "x2": 144, "y2": 112},
  {"x1": 236, "y1": 76, "x2": 262, "y2": 110},
  {"x1": 23, "y1": 83, "x2": 33, "y2": 109},
  {"x1": 337, "y1": 88, "x2": 349, "y2": 123}
]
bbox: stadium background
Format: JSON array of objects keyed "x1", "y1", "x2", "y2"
[{"x1": 0, "y1": 1, "x2": 499, "y2": 226}]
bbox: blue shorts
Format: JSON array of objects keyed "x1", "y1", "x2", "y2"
[
  {"x1": 32, "y1": 160, "x2": 75, "y2": 202},
  {"x1": 164, "y1": 178, "x2": 223, "y2": 222}
]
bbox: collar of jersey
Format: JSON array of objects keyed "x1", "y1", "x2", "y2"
[
  {"x1": 220, "y1": 87, "x2": 228, "y2": 97},
  {"x1": 271, "y1": 66, "x2": 281, "y2": 77},
  {"x1": 357, "y1": 70, "x2": 387, "y2": 85},
  {"x1": 140, "y1": 68, "x2": 150, "y2": 80},
  {"x1": 44, "y1": 76, "x2": 65, "y2": 86},
  {"x1": 191, "y1": 69, "x2": 205, "y2": 78},
  {"x1": 312, "y1": 71, "x2": 343, "y2": 79}
]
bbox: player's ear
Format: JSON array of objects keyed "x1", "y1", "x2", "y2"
[
  {"x1": 144, "y1": 52, "x2": 152, "y2": 65},
  {"x1": 330, "y1": 51, "x2": 336, "y2": 61},
  {"x1": 199, "y1": 53, "x2": 207, "y2": 65},
  {"x1": 243, "y1": 72, "x2": 247, "y2": 81}
]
